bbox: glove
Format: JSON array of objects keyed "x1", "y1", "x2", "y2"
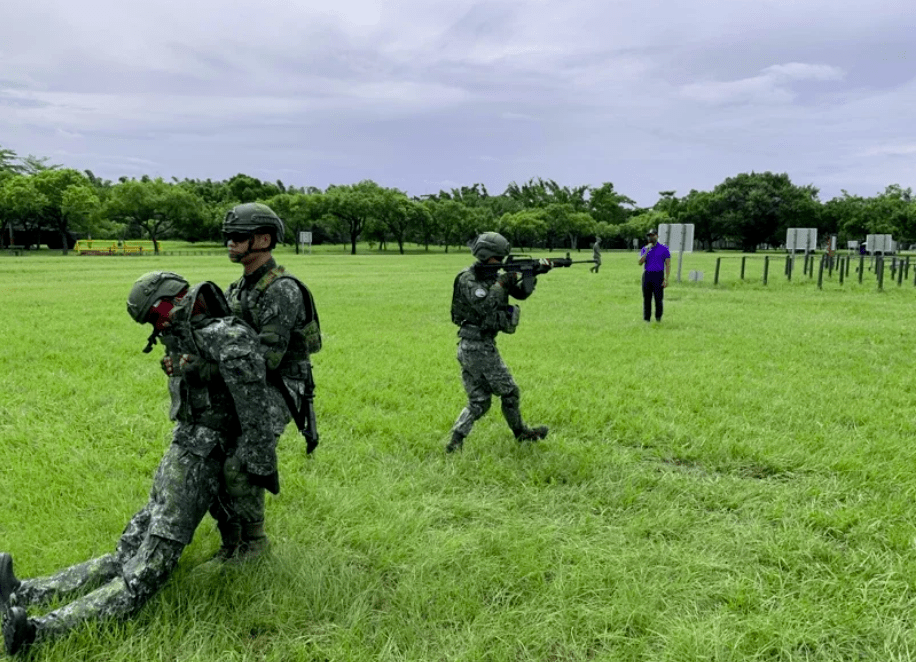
[
  {"x1": 247, "y1": 471, "x2": 280, "y2": 495},
  {"x1": 178, "y1": 354, "x2": 218, "y2": 385},
  {"x1": 497, "y1": 271, "x2": 520, "y2": 288},
  {"x1": 222, "y1": 456, "x2": 251, "y2": 498},
  {"x1": 222, "y1": 456, "x2": 281, "y2": 496}
]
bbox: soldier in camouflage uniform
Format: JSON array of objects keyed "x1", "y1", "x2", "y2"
[
  {"x1": 446, "y1": 232, "x2": 549, "y2": 453},
  {"x1": 218, "y1": 202, "x2": 321, "y2": 560},
  {"x1": 1, "y1": 272, "x2": 278, "y2": 656}
]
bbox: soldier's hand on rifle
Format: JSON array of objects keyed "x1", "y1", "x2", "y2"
[{"x1": 497, "y1": 271, "x2": 520, "y2": 288}]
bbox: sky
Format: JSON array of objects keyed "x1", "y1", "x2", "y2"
[{"x1": 1, "y1": 0, "x2": 913, "y2": 207}]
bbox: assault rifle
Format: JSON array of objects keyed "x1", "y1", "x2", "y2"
[
  {"x1": 267, "y1": 370, "x2": 319, "y2": 456},
  {"x1": 480, "y1": 252, "x2": 597, "y2": 291}
]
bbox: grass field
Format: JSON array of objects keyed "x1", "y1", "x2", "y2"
[{"x1": 2, "y1": 246, "x2": 916, "y2": 661}]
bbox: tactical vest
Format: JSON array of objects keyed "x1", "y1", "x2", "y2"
[
  {"x1": 451, "y1": 267, "x2": 519, "y2": 337},
  {"x1": 227, "y1": 266, "x2": 322, "y2": 368},
  {"x1": 451, "y1": 267, "x2": 481, "y2": 327}
]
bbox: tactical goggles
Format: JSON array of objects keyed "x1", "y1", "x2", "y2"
[{"x1": 223, "y1": 231, "x2": 253, "y2": 244}]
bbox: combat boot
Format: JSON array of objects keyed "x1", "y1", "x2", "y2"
[
  {"x1": 235, "y1": 521, "x2": 270, "y2": 562},
  {"x1": 515, "y1": 426, "x2": 549, "y2": 443},
  {"x1": 0, "y1": 553, "x2": 21, "y2": 610},
  {"x1": 2, "y1": 607, "x2": 35, "y2": 656},
  {"x1": 445, "y1": 432, "x2": 465, "y2": 453},
  {"x1": 208, "y1": 521, "x2": 243, "y2": 563}
]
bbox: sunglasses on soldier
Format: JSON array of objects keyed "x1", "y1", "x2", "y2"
[{"x1": 223, "y1": 231, "x2": 253, "y2": 244}]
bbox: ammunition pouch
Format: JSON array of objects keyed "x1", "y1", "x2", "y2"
[{"x1": 500, "y1": 305, "x2": 521, "y2": 334}]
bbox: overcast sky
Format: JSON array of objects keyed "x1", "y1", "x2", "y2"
[{"x1": 1, "y1": 0, "x2": 913, "y2": 207}]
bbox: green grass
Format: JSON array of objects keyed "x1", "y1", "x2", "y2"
[{"x1": 2, "y1": 248, "x2": 916, "y2": 661}]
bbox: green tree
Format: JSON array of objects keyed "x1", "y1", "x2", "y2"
[
  {"x1": 325, "y1": 181, "x2": 382, "y2": 255},
  {"x1": 373, "y1": 188, "x2": 428, "y2": 254},
  {"x1": 31, "y1": 169, "x2": 92, "y2": 253},
  {"x1": 61, "y1": 185, "x2": 103, "y2": 243},
  {"x1": 678, "y1": 190, "x2": 727, "y2": 251},
  {"x1": 497, "y1": 209, "x2": 548, "y2": 251},
  {"x1": 0, "y1": 175, "x2": 48, "y2": 247},
  {"x1": 429, "y1": 199, "x2": 490, "y2": 253},
  {"x1": 226, "y1": 174, "x2": 281, "y2": 204},
  {"x1": 619, "y1": 210, "x2": 670, "y2": 247},
  {"x1": 106, "y1": 178, "x2": 204, "y2": 253},
  {"x1": 712, "y1": 172, "x2": 820, "y2": 252},
  {"x1": 264, "y1": 192, "x2": 328, "y2": 252},
  {"x1": 20, "y1": 154, "x2": 63, "y2": 175},
  {"x1": 0, "y1": 145, "x2": 23, "y2": 174},
  {"x1": 588, "y1": 182, "x2": 635, "y2": 226}
]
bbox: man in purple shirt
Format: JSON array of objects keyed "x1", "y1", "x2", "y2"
[{"x1": 637, "y1": 229, "x2": 671, "y2": 323}]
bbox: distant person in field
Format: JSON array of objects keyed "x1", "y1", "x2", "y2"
[
  {"x1": 590, "y1": 239, "x2": 602, "y2": 273},
  {"x1": 638, "y1": 229, "x2": 670, "y2": 323},
  {"x1": 446, "y1": 232, "x2": 549, "y2": 453},
  {"x1": 0, "y1": 272, "x2": 278, "y2": 656},
  {"x1": 219, "y1": 202, "x2": 321, "y2": 561}
]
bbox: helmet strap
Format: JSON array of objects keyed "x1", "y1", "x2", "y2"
[{"x1": 230, "y1": 237, "x2": 271, "y2": 263}]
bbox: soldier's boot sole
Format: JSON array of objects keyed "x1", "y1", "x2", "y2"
[
  {"x1": 2, "y1": 607, "x2": 35, "y2": 656},
  {"x1": 229, "y1": 537, "x2": 271, "y2": 564},
  {"x1": 0, "y1": 554, "x2": 20, "y2": 612},
  {"x1": 445, "y1": 433, "x2": 465, "y2": 453},
  {"x1": 515, "y1": 426, "x2": 549, "y2": 443}
]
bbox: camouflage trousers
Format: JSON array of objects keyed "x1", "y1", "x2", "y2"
[
  {"x1": 14, "y1": 439, "x2": 222, "y2": 644},
  {"x1": 450, "y1": 338, "x2": 524, "y2": 438},
  {"x1": 212, "y1": 378, "x2": 296, "y2": 540}
]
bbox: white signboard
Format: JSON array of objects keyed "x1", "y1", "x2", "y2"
[
  {"x1": 866, "y1": 234, "x2": 895, "y2": 254},
  {"x1": 786, "y1": 228, "x2": 817, "y2": 252},
  {"x1": 658, "y1": 224, "x2": 695, "y2": 253},
  {"x1": 298, "y1": 231, "x2": 312, "y2": 245}
]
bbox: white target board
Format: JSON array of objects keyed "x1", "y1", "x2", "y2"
[
  {"x1": 866, "y1": 234, "x2": 895, "y2": 254},
  {"x1": 786, "y1": 228, "x2": 817, "y2": 252},
  {"x1": 658, "y1": 224, "x2": 694, "y2": 253}
]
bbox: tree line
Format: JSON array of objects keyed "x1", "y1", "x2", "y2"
[{"x1": 1, "y1": 144, "x2": 913, "y2": 254}]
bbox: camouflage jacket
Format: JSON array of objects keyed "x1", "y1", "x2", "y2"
[
  {"x1": 161, "y1": 303, "x2": 277, "y2": 476},
  {"x1": 451, "y1": 264, "x2": 532, "y2": 340},
  {"x1": 225, "y1": 258, "x2": 319, "y2": 379}
]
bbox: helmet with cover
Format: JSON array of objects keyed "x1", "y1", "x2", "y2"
[
  {"x1": 127, "y1": 271, "x2": 189, "y2": 324},
  {"x1": 223, "y1": 203, "x2": 285, "y2": 246},
  {"x1": 471, "y1": 232, "x2": 511, "y2": 262}
]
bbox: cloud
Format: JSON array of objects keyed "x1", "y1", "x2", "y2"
[
  {"x1": 0, "y1": 0, "x2": 912, "y2": 206},
  {"x1": 679, "y1": 62, "x2": 846, "y2": 105},
  {"x1": 862, "y1": 144, "x2": 916, "y2": 157}
]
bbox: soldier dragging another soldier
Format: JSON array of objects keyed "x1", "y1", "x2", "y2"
[
  {"x1": 1, "y1": 271, "x2": 280, "y2": 656},
  {"x1": 219, "y1": 202, "x2": 321, "y2": 560}
]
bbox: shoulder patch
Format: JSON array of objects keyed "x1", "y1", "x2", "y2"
[{"x1": 474, "y1": 287, "x2": 487, "y2": 298}]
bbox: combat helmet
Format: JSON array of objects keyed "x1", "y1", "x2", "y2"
[
  {"x1": 471, "y1": 232, "x2": 511, "y2": 262},
  {"x1": 127, "y1": 271, "x2": 189, "y2": 324},
  {"x1": 223, "y1": 203, "x2": 285, "y2": 243}
]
